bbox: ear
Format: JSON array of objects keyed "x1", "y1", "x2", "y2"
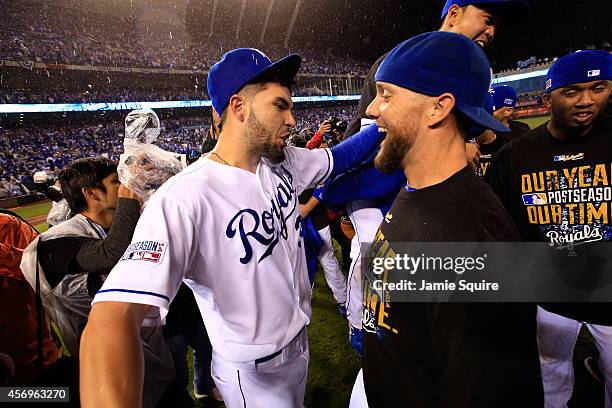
[
  {"x1": 81, "y1": 187, "x2": 100, "y2": 203},
  {"x1": 427, "y1": 93, "x2": 456, "y2": 128},
  {"x1": 445, "y1": 4, "x2": 464, "y2": 28},
  {"x1": 228, "y1": 94, "x2": 246, "y2": 123},
  {"x1": 541, "y1": 93, "x2": 552, "y2": 109}
]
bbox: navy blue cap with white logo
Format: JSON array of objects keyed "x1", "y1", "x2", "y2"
[
  {"x1": 207, "y1": 48, "x2": 301, "y2": 116},
  {"x1": 545, "y1": 50, "x2": 612, "y2": 94},
  {"x1": 376, "y1": 31, "x2": 510, "y2": 134},
  {"x1": 440, "y1": 0, "x2": 530, "y2": 23},
  {"x1": 490, "y1": 85, "x2": 517, "y2": 110}
]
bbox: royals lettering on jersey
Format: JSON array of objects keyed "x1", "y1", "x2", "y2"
[{"x1": 225, "y1": 165, "x2": 301, "y2": 264}]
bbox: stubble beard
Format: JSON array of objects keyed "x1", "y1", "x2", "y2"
[
  {"x1": 244, "y1": 110, "x2": 285, "y2": 164},
  {"x1": 374, "y1": 119, "x2": 417, "y2": 174}
]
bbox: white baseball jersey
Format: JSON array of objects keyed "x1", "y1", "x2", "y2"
[{"x1": 93, "y1": 146, "x2": 333, "y2": 363}]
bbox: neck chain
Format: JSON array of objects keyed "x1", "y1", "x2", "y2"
[{"x1": 210, "y1": 151, "x2": 230, "y2": 166}]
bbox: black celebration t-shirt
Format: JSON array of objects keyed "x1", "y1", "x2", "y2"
[
  {"x1": 477, "y1": 134, "x2": 509, "y2": 178},
  {"x1": 361, "y1": 166, "x2": 542, "y2": 408},
  {"x1": 486, "y1": 117, "x2": 612, "y2": 324}
]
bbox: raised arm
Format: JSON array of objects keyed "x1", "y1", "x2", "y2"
[
  {"x1": 80, "y1": 301, "x2": 151, "y2": 408},
  {"x1": 329, "y1": 122, "x2": 386, "y2": 179}
]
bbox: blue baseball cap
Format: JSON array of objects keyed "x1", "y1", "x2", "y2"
[
  {"x1": 207, "y1": 48, "x2": 301, "y2": 116},
  {"x1": 545, "y1": 50, "x2": 612, "y2": 94},
  {"x1": 441, "y1": 0, "x2": 530, "y2": 24},
  {"x1": 490, "y1": 85, "x2": 518, "y2": 110},
  {"x1": 375, "y1": 31, "x2": 510, "y2": 134}
]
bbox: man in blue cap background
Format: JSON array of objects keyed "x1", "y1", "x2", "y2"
[
  {"x1": 487, "y1": 49, "x2": 612, "y2": 407},
  {"x1": 80, "y1": 48, "x2": 390, "y2": 407},
  {"x1": 491, "y1": 84, "x2": 531, "y2": 138},
  {"x1": 358, "y1": 31, "x2": 543, "y2": 407}
]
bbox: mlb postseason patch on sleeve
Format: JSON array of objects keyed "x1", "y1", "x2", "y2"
[{"x1": 120, "y1": 240, "x2": 168, "y2": 264}]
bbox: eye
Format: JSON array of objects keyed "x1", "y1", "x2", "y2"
[{"x1": 563, "y1": 90, "x2": 578, "y2": 98}]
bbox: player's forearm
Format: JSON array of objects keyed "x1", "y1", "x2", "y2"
[
  {"x1": 75, "y1": 198, "x2": 140, "y2": 273},
  {"x1": 80, "y1": 304, "x2": 145, "y2": 408},
  {"x1": 329, "y1": 123, "x2": 386, "y2": 178}
]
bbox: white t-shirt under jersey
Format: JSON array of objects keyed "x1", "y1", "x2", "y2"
[{"x1": 93, "y1": 146, "x2": 333, "y2": 363}]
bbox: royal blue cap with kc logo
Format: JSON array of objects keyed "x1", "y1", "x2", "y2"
[
  {"x1": 207, "y1": 48, "x2": 301, "y2": 117},
  {"x1": 440, "y1": 0, "x2": 530, "y2": 23},
  {"x1": 545, "y1": 50, "x2": 612, "y2": 94},
  {"x1": 490, "y1": 85, "x2": 518, "y2": 110},
  {"x1": 375, "y1": 31, "x2": 510, "y2": 134}
]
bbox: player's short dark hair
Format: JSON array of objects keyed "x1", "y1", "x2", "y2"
[{"x1": 59, "y1": 157, "x2": 117, "y2": 214}]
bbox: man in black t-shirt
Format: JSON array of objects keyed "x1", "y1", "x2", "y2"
[
  {"x1": 339, "y1": 2, "x2": 530, "y2": 379},
  {"x1": 486, "y1": 50, "x2": 612, "y2": 408},
  {"x1": 359, "y1": 31, "x2": 542, "y2": 408}
]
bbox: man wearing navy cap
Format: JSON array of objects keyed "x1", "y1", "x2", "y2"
[
  {"x1": 359, "y1": 31, "x2": 542, "y2": 407},
  {"x1": 334, "y1": 0, "x2": 530, "y2": 366},
  {"x1": 486, "y1": 50, "x2": 612, "y2": 407},
  {"x1": 80, "y1": 48, "x2": 388, "y2": 407},
  {"x1": 491, "y1": 84, "x2": 531, "y2": 138}
]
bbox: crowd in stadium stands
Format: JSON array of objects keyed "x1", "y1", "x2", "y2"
[
  {"x1": 0, "y1": 105, "x2": 356, "y2": 199},
  {"x1": 0, "y1": 88, "x2": 206, "y2": 104},
  {"x1": 0, "y1": 86, "x2": 329, "y2": 104},
  {"x1": 516, "y1": 92, "x2": 545, "y2": 107},
  {"x1": 0, "y1": 0, "x2": 370, "y2": 75}
]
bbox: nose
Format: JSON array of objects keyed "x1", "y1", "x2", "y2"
[
  {"x1": 366, "y1": 97, "x2": 381, "y2": 119},
  {"x1": 287, "y1": 111, "x2": 296, "y2": 128},
  {"x1": 485, "y1": 25, "x2": 495, "y2": 44},
  {"x1": 576, "y1": 90, "x2": 595, "y2": 107}
]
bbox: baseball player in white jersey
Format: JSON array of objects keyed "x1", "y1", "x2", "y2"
[{"x1": 80, "y1": 48, "x2": 386, "y2": 408}]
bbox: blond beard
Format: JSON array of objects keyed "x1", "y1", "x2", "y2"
[{"x1": 374, "y1": 118, "x2": 418, "y2": 174}]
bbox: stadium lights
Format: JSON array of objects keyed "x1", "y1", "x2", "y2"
[
  {"x1": 0, "y1": 96, "x2": 361, "y2": 114},
  {"x1": 491, "y1": 68, "x2": 549, "y2": 85}
]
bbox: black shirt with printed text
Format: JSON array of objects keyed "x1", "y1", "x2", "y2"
[
  {"x1": 486, "y1": 118, "x2": 612, "y2": 324},
  {"x1": 362, "y1": 166, "x2": 542, "y2": 408},
  {"x1": 477, "y1": 134, "x2": 509, "y2": 178}
]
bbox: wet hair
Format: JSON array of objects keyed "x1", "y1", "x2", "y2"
[{"x1": 59, "y1": 157, "x2": 117, "y2": 213}]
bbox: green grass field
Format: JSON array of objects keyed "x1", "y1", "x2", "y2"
[
  {"x1": 11, "y1": 194, "x2": 605, "y2": 407},
  {"x1": 517, "y1": 115, "x2": 550, "y2": 129}
]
